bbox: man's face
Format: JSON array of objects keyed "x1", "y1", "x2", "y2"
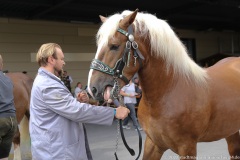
[{"x1": 53, "y1": 47, "x2": 65, "y2": 74}]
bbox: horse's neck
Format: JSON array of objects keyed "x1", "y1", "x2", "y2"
[{"x1": 138, "y1": 58, "x2": 176, "y2": 102}]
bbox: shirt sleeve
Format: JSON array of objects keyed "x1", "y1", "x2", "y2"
[
  {"x1": 121, "y1": 86, "x2": 126, "y2": 92},
  {"x1": 42, "y1": 86, "x2": 114, "y2": 125}
]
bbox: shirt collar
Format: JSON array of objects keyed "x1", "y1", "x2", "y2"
[{"x1": 38, "y1": 68, "x2": 61, "y2": 82}]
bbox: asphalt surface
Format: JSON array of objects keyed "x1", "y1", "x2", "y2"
[
  {"x1": 86, "y1": 120, "x2": 232, "y2": 160},
  {"x1": 10, "y1": 119, "x2": 233, "y2": 160}
]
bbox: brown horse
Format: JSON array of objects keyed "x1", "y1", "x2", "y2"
[
  {"x1": 6, "y1": 72, "x2": 33, "y2": 160},
  {"x1": 87, "y1": 9, "x2": 240, "y2": 159}
]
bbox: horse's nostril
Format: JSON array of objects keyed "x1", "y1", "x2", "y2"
[{"x1": 92, "y1": 87, "x2": 97, "y2": 94}]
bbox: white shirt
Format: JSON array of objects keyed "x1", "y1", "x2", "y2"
[
  {"x1": 121, "y1": 83, "x2": 137, "y2": 104},
  {"x1": 74, "y1": 87, "x2": 83, "y2": 98}
]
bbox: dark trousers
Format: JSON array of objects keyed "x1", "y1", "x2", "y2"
[
  {"x1": 0, "y1": 116, "x2": 17, "y2": 158},
  {"x1": 83, "y1": 124, "x2": 93, "y2": 160},
  {"x1": 123, "y1": 103, "x2": 140, "y2": 128}
]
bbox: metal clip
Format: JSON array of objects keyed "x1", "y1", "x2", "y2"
[
  {"x1": 134, "y1": 56, "x2": 137, "y2": 66},
  {"x1": 126, "y1": 41, "x2": 131, "y2": 49},
  {"x1": 110, "y1": 80, "x2": 120, "y2": 99},
  {"x1": 132, "y1": 41, "x2": 138, "y2": 49}
]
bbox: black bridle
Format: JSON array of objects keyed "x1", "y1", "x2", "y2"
[{"x1": 90, "y1": 26, "x2": 144, "y2": 160}]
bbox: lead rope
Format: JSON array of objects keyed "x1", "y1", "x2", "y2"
[
  {"x1": 110, "y1": 78, "x2": 142, "y2": 160},
  {"x1": 114, "y1": 119, "x2": 120, "y2": 160},
  {"x1": 111, "y1": 78, "x2": 121, "y2": 160},
  {"x1": 108, "y1": 94, "x2": 120, "y2": 160}
]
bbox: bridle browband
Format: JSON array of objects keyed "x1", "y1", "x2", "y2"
[{"x1": 90, "y1": 25, "x2": 144, "y2": 160}]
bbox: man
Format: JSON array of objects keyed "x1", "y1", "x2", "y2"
[
  {"x1": 29, "y1": 43, "x2": 130, "y2": 160},
  {"x1": 133, "y1": 77, "x2": 142, "y2": 107},
  {"x1": 0, "y1": 54, "x2": 18, "y2": 160},
  {"x1": 74, "y1": 82, "x2": 83, "y2": 98},
  {"x1": 120, "y1": 79, "x2": 142, "y2": 131}
]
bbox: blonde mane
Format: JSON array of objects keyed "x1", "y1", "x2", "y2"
[{"x1": 96, "y1": 10, "x2": 208, "y2": 86}]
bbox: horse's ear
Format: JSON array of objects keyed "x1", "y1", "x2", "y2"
[
  {"x1": 99, "y1": 15, "x2": 107, "y2": 23},
  {"x1": 120, "y1": 9, "x2": 139, "y2": 29}
]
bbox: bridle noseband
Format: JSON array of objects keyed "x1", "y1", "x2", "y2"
[{"x1": 90, "y1": 26, "x2": 144, "y2": 160}]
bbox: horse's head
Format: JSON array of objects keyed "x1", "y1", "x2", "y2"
[{"x1": 88, "y1": 9, "x2": 145, "y2": 101}]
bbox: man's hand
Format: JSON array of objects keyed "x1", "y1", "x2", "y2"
[
  {"x1": 128, "y1": 93, "x2": 139, "y2": 98},
  {"x1": 115, "y1": 106, "x2": 130, "y2": 120},
  {"x1": 77, "y1": 91, "x2": 89, "y2": 103},
  {"x1": 135, "y1": 93, "x2": 141, "y2": 98}
]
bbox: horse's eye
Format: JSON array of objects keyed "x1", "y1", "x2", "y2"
[{"x1": 110, "y1": 45, "x2": 119, "y2": 51}]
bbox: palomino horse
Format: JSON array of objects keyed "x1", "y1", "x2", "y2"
[
  {"x1": 6, "y1": 72, "x2": 33, "y2": 160},
  {"x1": 88, "y1": 9, "x2": 240, "y2": 159}
]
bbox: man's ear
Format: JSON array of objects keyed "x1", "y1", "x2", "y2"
[{"x1": 48, "y1": 56, "x2": 55, "y2": 64}]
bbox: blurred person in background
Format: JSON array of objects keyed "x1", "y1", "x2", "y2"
[{"x1": 0, "y1": 54, "x2": 17, "y2": 160}]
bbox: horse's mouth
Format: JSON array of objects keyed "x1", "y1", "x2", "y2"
[{"x1": 103, "y1": 85, "x2": 113, "y2": 101}]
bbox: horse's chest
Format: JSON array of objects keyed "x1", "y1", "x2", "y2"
[
  {"x1": 138, "y1": 104, "x2": 165, "y2": 128},
  {"x1": 142, "y1": 117, "x2": 170, "y2": 148},
  {"x1": 138, "y1": 106, "x2": 178, "y2": 149},
  {"x1": 138, "y1": 107, "x2": 165, "y2": 136}
]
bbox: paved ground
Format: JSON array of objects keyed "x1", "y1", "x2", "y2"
[
  {"x1": 10, "y1": 119, "x2": 233, "y2": 160},
  {"x1": 86, "y1": 120, "x2": 231, "y2": 160}
]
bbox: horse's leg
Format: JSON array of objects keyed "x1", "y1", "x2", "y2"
[
  {"x1": 226, "y1": 131, "x2": 240, "y2": 158},
  {"x1": 177, "y1": 141, "x2": 197, "y2": 160},
  {"x1": 12, "y1": 126, "x2": 21, "y2": 160},
  {"x1": 142, "y1": 136, "x2": 166, "y2": 160}
]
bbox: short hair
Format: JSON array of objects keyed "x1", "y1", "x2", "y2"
[
  {"x1": 132, "y1": 76, "x2": 138, "y2": 81},
  {"x1": 75, "y1": 82, "x2": 82, "y2": 88},
  {"x1": 36, "y1": 43, "x2": 61, "y2": 66},
  {"x1": 0, "y1": 54, "x2": 3, "y2": 70}
]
